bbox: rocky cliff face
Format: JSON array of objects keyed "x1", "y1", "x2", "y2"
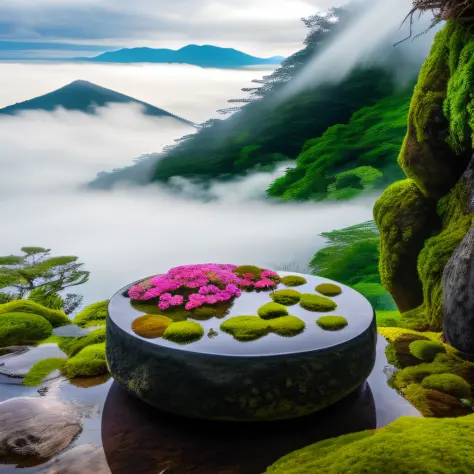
[{"x1": 374, "y1": 21, "x2": 474, "y2": 351}]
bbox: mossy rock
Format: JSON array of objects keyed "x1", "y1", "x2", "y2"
[
  {"x1": 264, "y1": 414, "x2": 474, "y2": 473},
  {"x1": 269, "y1": 316, "x2": 305, "y2": 337},
  {"x1": 131, "y1": 315, "x2": 172, "y2": 339},
  {"x1": 0, "y1": 300, "x2": 69, "y2": 328},
  {"x1": 62, "y1": 343, "x2": 108, "y2": 378},
  {"x1": 300, "y1": 294, "x2": 337, "y2": 312},
  {"x1": 270, "y1": 289, "x2": 301, "y2": 306},
  {"x1": 23, "y1": 358, "x2": 66, "y2": 386},
  {"x1": 315, "y1": 283, "x2": 342, "y2": 296},
  {"x1": 58, "y1": 327, "x2": 106, "y2": 356},
  {"x1": 72, "y1": 300, "x2": 108, "y2": 328},
  {"x1": 384, "y1": 332, "x2": 430, "y2": 370},
  {"x1": 280, "y1": 275, "x2": 307, "y2": 287},
  {"x1": 316, "y1": 316, "x2": 348, "y2": 331},
  {"x1": 421, "y1": 373, "x2": 472, "y2": 399},
  {"x1": 221, "y1": 316, "x2": 269, "y2": 341},
  {"x1": 0, "y1": 312, "x2": 53, "y2": 346},
  {"x1": 163, "y1": 321, "x2": 204, "y2": 344},
  {"x1": 409, "y1": 340, "x2": 446, "y2": 362},
  {"x1": 232, "y1": 265, "x2": 262, "y2": 278},
  {"x1": 257, "y1": 302, "x2": 288, "y2": 320}
]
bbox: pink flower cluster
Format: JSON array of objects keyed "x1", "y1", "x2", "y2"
[{"x1": 128, "y1": 263, "x2": 279, "y2": 312}]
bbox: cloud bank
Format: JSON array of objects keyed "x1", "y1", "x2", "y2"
[{"x1": 0, "y1": 105, "x2": 376, "y2": 305}]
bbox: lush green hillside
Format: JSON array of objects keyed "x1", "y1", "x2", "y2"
[{"x1": 267, "y1": 91, "x2": 411, "y2": 201}]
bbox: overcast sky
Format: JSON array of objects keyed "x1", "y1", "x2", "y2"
[{"x1": 0, "y1": 0, "x2": 341, "y2": 58}]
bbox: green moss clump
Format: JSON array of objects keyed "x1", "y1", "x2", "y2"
[
  {"x1": 315, "y1": 283, "x2": 342, "y2": 296},
  {"x1": 72, "y1": 300, "x2": 108, "y2": 328},
  {"x1": 270, "y1": 316, "x2": 305, "y2": 337},
  {"x1": 421, "y1": 373, "x2": 472, "y2": 399},
  {"x1": 232, "y1": 265, "x2": 263, "y2": 278},
  {"x1": 23, "y1": 358, "x2": 66, "y2": 386},
  {"x1": 409, "y1": 340, "x2": 446, "y2": 362},
  {"x1": 163, "y1": 321, "x2": 204, "y2": 344},
  {"x1": 265, "y1": 414, "x2": 474, "y2": 473},
  {"x1": 62, "y1": 343, "x2": 108, "y2": 378},
  {"x1": 58, "y1": 327, "x2": 106, "y2": 356},
  {"x1": 131, "y1": 315, "x2": 172, "y2": 339},
  {"x1": 281, "y1": 275, "x2": 307, "y2": 287},
  {"x1": 257, "y1": 302, "x2": 288, "y2": 320},
  {"x1": 270, "y1": 289, "x2": 301, "y2": 306},
  {"x1": 376, "y1": 310, "x2": 401, "y2": 327},
  {"x1": 0, "y1": 300, "x2": 69, "y2": 328},
  {"x1": 300, "y1": 294, "x2": 337, "y2": 312},
  {"x1": 221, "y1": 316, "x2": 269, "y2": 341},
  {"x1": 316, "y1": 316, "x2": 348, "y2": 331},
  {"x1": 0, "y1": 312, "x2": 52, "y2": 346}
]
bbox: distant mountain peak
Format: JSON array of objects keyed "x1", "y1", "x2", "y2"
[{"x1": 0, "y1": 80, "x2": 194, "y2": 126}]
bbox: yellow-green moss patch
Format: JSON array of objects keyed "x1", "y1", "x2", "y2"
[
  {"x1": 131, "y1": 315, "x2": 172, "y2": 339},
  {"x1": 281, "y1": 275, "x2": 307, "y2": 287},
  {"x1": 58, "y1": 327, "x2": 106, "y2": 356},
  {"x1": 316, "y1": 316, "x2": 348, "y2": 331},
  {"x1": 421, "y1": 373, "x2": 472, "y2": 399},
  {"x1": 315, "y1": 283, "x2": 342, "y2": 296},
  {"x1": 163, "y1": 321, "x2": 204, "y2": 344},
  {"x1": 257, "y1": 302, "x2": 288, "y2": 320},
  {"x1": 270, "y1": 289, "x2": 301, "y2": 306},
  {"x1": 300, "y1": 294, "x2": 337, "y2": 312},
  {"x1": 232, "y1": 265, "x2": 263, "y2": 278},
  {"x1": 221, "y1": 316, "x2": 269, "y2": 341},
  {"x1": 0, "y1": 300, "x2": 69, "y2": 328},
  {"x1": 62, "y1": 343, "x2": 108, "y2": 378},
  {"x1": 23, "y1": 358, "x2": 66, "y2": 386},
  {"x1": 72, "y1": 300, "x2": 108, "y2": 328},
  {"x1": 270, "y1": 316, "x2": 305, "y2": 337},
  {"x1": 0, "y1": 312, "x2": 52, "y2": 346},
  {"x1": 409, "y1": 340, "x2": 446, "y2": 362}
]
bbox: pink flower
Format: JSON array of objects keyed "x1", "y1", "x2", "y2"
[
  {"x1": 255, "y1": 278, "x2": 276, "y2": 289},
  {"x1": 160, "y1": 293, "x2": 172, "y2": 302},
  {"x1": 170, "y1": 295, "x2": 184, "y2": 306},
  {"x1": 261, "y1": 270, "x2": 279, "y2": 278},
  {"x1": 244, "y1": 273, "x2": 256, "y2": 280},
  {"x1": 158, "y1": 301, "x2": 170, "y2": 310}
]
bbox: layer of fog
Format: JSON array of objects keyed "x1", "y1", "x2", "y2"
[
  {"x1": 283, "y1": 0, "x2": 438, "y2": 98},
  {"x1": 0, "y1": 106, "x2": 376, "y2": 305},
  {"x1": 0, "y1": 62, "x2": 273, "y2": 123}
]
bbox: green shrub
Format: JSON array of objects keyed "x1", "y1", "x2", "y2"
[
  {"x1": 421, "y1": 373, "x2": 472, "y2": 399},
  {"x1": 270, "y1": 316, "x2": 305, "y2": 337},
  {"x1": 62, "y1": 343, "x2": 108, "y2": 378},
  {"x1": 28, "y1": 287, "x2": 64, "y2": 310},
  {"x1": 376, "y1": 310, "x2": 401, "y2": 327},
  {"x1": 316, "y1": 316, "x2": 348, "y2": 331},
  {"x1": 0, "y1": 312, "x2": 52, "y2": 346},
  {"x1": 221, "y1": 316, "x2": 269, "y2": 341},
  {"x1": 72, "y1": 300, "x2": 108, "y2": 328},
  {"x1": 58, "y1": 327, "x2": 106, "y2": 356},
  {"x1": 163, "y1": 321, "x2": 204, "y2": 344},
  {"x1": 23, "y1": 358, "x2": 66, "y2": 386},
  {"x1": 281, "y1": 275, "x2": 307, "y2": 287},
  {"x1": 0, "y1": 300, "x2": 69, "y2": 328},
  {"x1": 300, "y1": 294, "x2": 337, "y2": 312},
  {"x1": 315, "y1": 283, "x2": 342, "y2": 296},
  {"x1": 270, "y1": 289, "x2": 301, "y2": 306},
  {"x1": 264, "y1": 413, "x2": 474, "y2": 473},
  {"x1": 409, "y1": 340, "x2": 446, "y2": 362},
  {"x1": 257, "y1": 302, "x2": 288, "y2": 320}
]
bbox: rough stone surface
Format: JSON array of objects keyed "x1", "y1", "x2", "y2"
[{"x1": 0, "y1": 397, "x2": 82, "y2": 464}]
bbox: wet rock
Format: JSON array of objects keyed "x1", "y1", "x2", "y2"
[
  {"x1": 42, "y1": 444, "x2": 111, "y2": 474},
  {"x1": 0, "y1": 397, "x2": 82, "y2": 465},
  {"x1": 0, "y1": 346, "x2": 29, "y2": 357}
]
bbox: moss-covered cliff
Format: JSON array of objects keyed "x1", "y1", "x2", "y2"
[{"x1": 374, "y1": 21, "x2": 474, "y2": 341}]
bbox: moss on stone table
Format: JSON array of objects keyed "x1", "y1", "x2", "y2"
[
  {"x1": 299, "y1": 294, "x2": 337, "y2": 312},
  {"x1": 315, "y1": 283, "x2": 342, "y2": 296},
  {"x1": 264, "y1": 414, "x2": 474, "y2": 473},
  {"x1": 270, "y1": 289, "x2": 301, "y2": 306},
  {"x1": 317, "y1": 316, "x2": 348, "y2": 331},
  {"x1": 0, "y1": 312, "x2": 53, "y2": 346},
  {"x1": 232, "y1": 265, "x2": 263, "y2": 278},
  {"x1": 23, "y1": 358, "x2": 66, "y2": 386},
  {"x1": 257, "y1": 302, "x2": 288, "y2": 320},
  {"x1": 280, "y1": 275, "x2": 307, "y2": 287},
  {"x1": 269, "y1": 316, "x2": 305, "y2": 337},
  {"x1": 58, "y1": 326, "x2": 106, "y2": 356},
  {"x1": 131, "y1": 315, "x2": 172, "y2": 339},
  {"x1": 0, "y1": 300, "x2": 69, "y2": 328},
  {"x1": 72, "y1": 300, "x2": 108, "y2": 328},
  {"x1": 409, "y1": 340, "x2": 446, "y2": 362},
  {"x1": 421, "y1": 373, "x2": 472, "y2": 399},
  {"x1": 163, "y1": 321, "x2": 204, "y2": 344},
  {"x1": 62, "y1": 342, "x2": 108, "y2": 378}
]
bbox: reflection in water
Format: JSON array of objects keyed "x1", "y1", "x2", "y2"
[{"x1": 102, "y1": 381, "x2": 376, "y2": 474}]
